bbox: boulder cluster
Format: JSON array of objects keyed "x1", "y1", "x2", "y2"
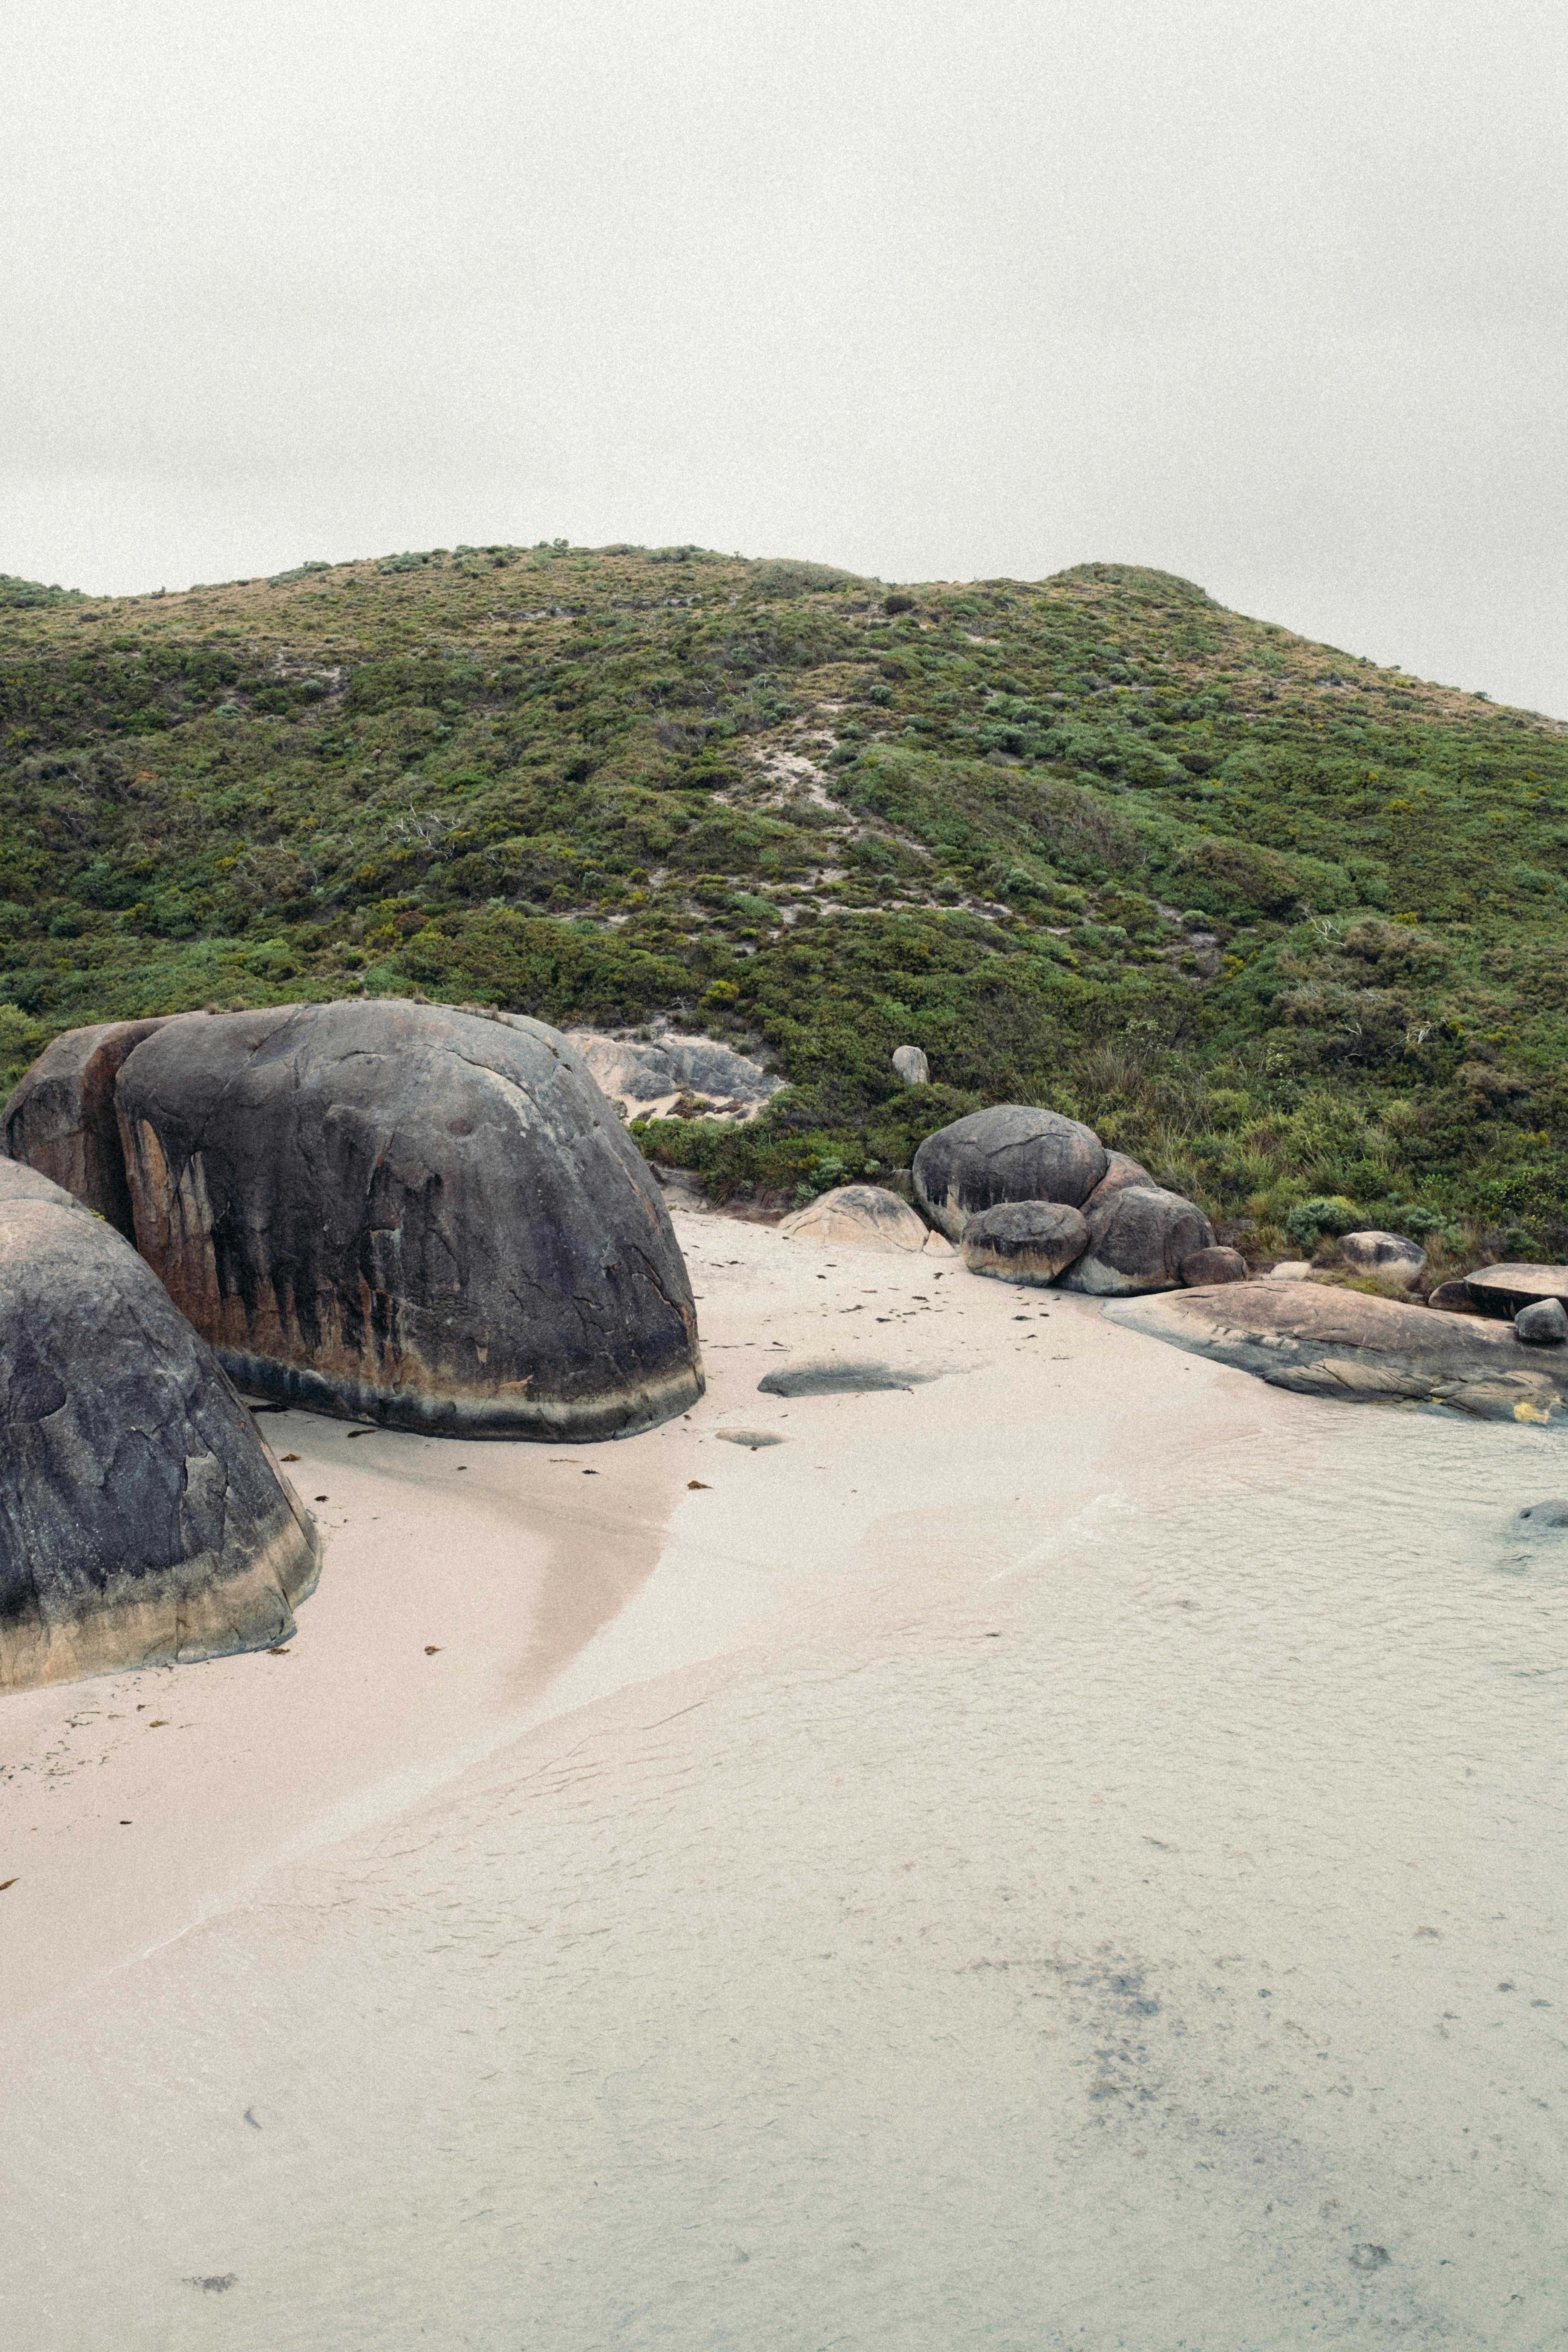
[
  {"x1": 2, "y1": 998, "x2": 704, "y2": 1689},
  {"x1": 911, "y1": 1105, "x2": 1245, "y2": 1295}
]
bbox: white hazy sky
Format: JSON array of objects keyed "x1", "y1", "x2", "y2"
[{"x1": 3, "y1": 0, "x2": 1564, "y2": 712}]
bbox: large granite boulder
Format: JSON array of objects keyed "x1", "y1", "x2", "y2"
[
  {"x1": 1466, "y1": 1263, "x2": 1568, "y2": 1320},
  {"x1": 0, "y1": 1159, "x2": 320, "y2": 1692},
  {"x1": 1337, "y1": 1230, "x2": 1426, "y2": 1283},
  {"x1": 1060, "y1": 1185, "x2": 1215, "y2": 1296},
  {"x1": 564, "y1": 1029, "x2": 782, "y2": 1124},
  {"x1": 112, "y1": 1000, "x2": 703, "y2": 1439},
  {"x1": 912, "y1": 1105, "x2": 1107, "y2": 1239},
  {"x1": 960, "y1": 1201, "x2": 1089, "y2": 1286},
  {"x1": 1106, "y1": 1280, "x2": 1568, "y2": 1424},
  {"x1": 779, "y1": 1184, "x2": 932, "y2": 1254},
  {"x1": 2, "y1": 1015, "x2": 184, "y2": 1238}
]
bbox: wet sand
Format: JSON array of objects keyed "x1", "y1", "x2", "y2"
[{"x1": 2, "y1": 1216, "x2": 1565, "y2": 2347}]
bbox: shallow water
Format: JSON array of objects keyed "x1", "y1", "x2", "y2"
[{"x1": 4, "y1": 1366, "x2": 1566, "y2": 2349}]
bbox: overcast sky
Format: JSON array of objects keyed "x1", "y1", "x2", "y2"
[{"x1": 4, "y1": 0, "x2": 1564, "y2": 712}]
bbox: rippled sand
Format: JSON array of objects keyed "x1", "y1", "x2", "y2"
[{"x1": 2, "y1": 1219, "x2": 1565, "y2": 2348}]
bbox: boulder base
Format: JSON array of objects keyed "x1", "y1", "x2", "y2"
[
  {"x1": 779, "y1": 1185, "x2": 931, "y2": 1254},
  {"x1": 1060, "y1": 1185, "x2": 1216, "y2": 1296},
  {"x1": 960, "y1": 1200, "x2": 1089, "y2": 1286},
  {"x1": 1106, "y1": 1280, "x2": 1568, "y2": 1424},
  {"x1": 912, "y1": 1105, "x2": 1108, "y2": 1239},
  {"x1": 113, "y1": 1000, "x2": 703, "y2": 1439},
  {"x1": 0, "y1": 1159, "x2": 319, "y2": 1692}
]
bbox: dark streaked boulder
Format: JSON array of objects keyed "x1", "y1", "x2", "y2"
[
  {"x1": 114, "y1": 999, "x2": 703, "y2": 1439},
  {"x1": 1060, "y1": 1185, "x2": 1216, "y2": 1296},
  {"x1": 1338, "y1": 1230, "x2": 1426, "y2": 1283},
  {"x1": 0, "y1": 1158, "x2": 319, "y2": 1693},
  {"x1": 912, "y1": 1105, "x2": 1107, "y2": 1239},
  {"x1": 960, "y1": 1200, "x2": 1089, "y2": 1286},
  {"x1": 2, "y1": 1015, "x2": 184, "y2": 1237}
]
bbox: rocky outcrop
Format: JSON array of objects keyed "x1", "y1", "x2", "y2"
[
  {"x1": 1106, "y1": 1280, "x2": 1568, "y2": 1424},
  {"x1": 1337, "y1": 1230, "x2": 1426, "y2": 1283},
  {"x1": 1427, "y1": 1279, "x2": 1482, "y2": 1314},
  {"x1": 2, "y1": 1015, "x2": 183, "y2": 1238},
  {"x1": 891, "y1": 1045, "x2": 930, "y2": 1086},
  {"x1": 1179, "y1": 1245, "x2": 1248, "y2": 1286},
  {"x1": 1466, "y1": 1264, "x2": 1568, "y2": 1320},
  {"x1": 564, "y1": 1029, "x2": 782, "y2": 1124},
  {"x1": 912, "y1": 1105, "x2": 1108, "y2": 1239},
  {"x1": 1515, "y1": 1298, "x2": 1568, "y2": 1346},
  {"x1": 112, "y1": 1000, "x2": 703, "y2": 1438},
  {"x1": 1060, "y1": 1185, "x2": 1216, "y2": 1296},
  {"x1": 0, "y1": 1158, "x2": 320, "y2": 1692},
  {"x1": 779, "y1": 1185, "x2": 933, "y2": 1254},
  {"x1": 960, "y1": 1201, "x2": 1089, "y2": 1286}
]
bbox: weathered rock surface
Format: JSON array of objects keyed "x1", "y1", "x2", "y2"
[
  {"x1": 1179, "y1": 1245, "x2": 1248, "y2": 1286},
  {"x1": 113, "y1": 1000, "x2": 703, "y2": 1438},
  {"x1": 960, "y1": 1200, "x2": 1089, "y2": 1286},
  {"x1": 0, "y1": 1158, "x2": 320, "y2": 1692},
  {"x1": 1060, "y1": 1186, "x2": 1216, "y2": 1296},
  {"x1": 1081, "y1": 1153, "x2": 1155, "y2": 1216},
  {"x1": 1267, "y1": 1260, "x2": 1314, "y2": 1282},
  {"x1": 564, "y1": 1029, "x2": 782, "y2": 1124},
  {"x1": 891, "y1": 1045, "x2": 930, "y2": 1086},
  {"x1": 1466, "y1": 1263, "x2": 1568, "y2": 1320},
  {"x1": 779, "y1": 1185, "x2": 932, "y2": 1254},
  {"x1": 1427, "y1": 1279, "x2": 1482, "y2": 1314},
  {"x1": 1338, "y1": 1230, "x2": 1427, "y2": 1282},
  {"x1": 1515, "y1": 1298, "x2": 1568, "y2": 1346},
  {"x1": 912, "y1": 1105, "x2": 1108, "y2": 1239},
  {"x1": 1106, "y1": 1280, "x2": 1568, "y2": 1424},
  {"x1": 3, "y1": 1015, "x2": 184, "y2": 1238}
]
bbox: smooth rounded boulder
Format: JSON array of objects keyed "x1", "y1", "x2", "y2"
[
  {"x1": 1060, "y1": 1185, "x2": 1216, "y2": 1296},
  {"x1": 113, "y1": 1000, "x2": 704, "y2": 1439},
  {"x1": 0, "y1": 1158, "x2": 320, "y2": 1692},
  {"x1": 1338, "y1": 1230, "x2": 1426, "y2": 1283},
  {"x1": 912, "y1": 1105, "x2": 1108, "y2": 1239},
  {"x1": 1179, "y1": 1245, "x2": 1247, "y2": 1286},
  {"x1": 779, "y1": 1184, "x2": 932, "y2": 1254},
  {"x1": 891, "y1": 1045, "x2": 930, "y2": 1086},
  {"x1": 1515, "y1": 1298, "x2": 1568, "y2": 1346},
  {"x1": 960, "y1": 1200, "x2": 1089, "y2": 1286}
]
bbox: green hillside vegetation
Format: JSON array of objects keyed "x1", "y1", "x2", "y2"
[{"x1": 2, "y1": 540, "x2": 1566, "y2": 1262}]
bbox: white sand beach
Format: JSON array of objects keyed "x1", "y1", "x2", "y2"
[{"x1": 3, "y1": 1214, "x2": 1565, "y2": 2348}]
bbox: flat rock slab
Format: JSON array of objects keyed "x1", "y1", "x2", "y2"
[
  {"x1": 0, "y1": 1159, "x2": 320, "y2": 1692},
  {"x1": 757, "y1": 1360, "x2": 949, "y2": 1398},
  {"x1": 1105, "y1": 1280, "x2": 1566, "y2": 1425},
  {"x1": 1466, "y1": 1264, "x2": 1568, "y2": 1318}
]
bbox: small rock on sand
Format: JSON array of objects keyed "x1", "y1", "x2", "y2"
[{"x1": 779, "y1": 1185, "x2": 932, "y2": 1253}]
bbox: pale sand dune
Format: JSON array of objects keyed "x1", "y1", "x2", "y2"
[{"x1": 2, "y1": 1216, "x2": 1565, "y2": 2347}]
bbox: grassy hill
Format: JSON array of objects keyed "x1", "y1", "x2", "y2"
[{"x1": 3, "y1": 541, "x2": 1566, "y2": 1263}]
